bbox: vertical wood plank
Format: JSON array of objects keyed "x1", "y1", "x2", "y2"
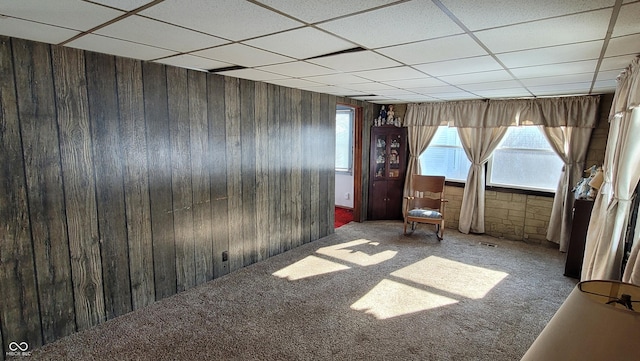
[
  {"x1": 280, "y1": 87, "x2": 292, "y2": 252},
  {"x1": 142, "y1": 62, "x2": 176, "y2": 300},
  {"x1": 52, "y1": 46, "x2": 105, "y2": 330},
  {"x1": 267, "y1": 84, "x2": 281, "y2": 257},
  {"x1": 254, "y1": 82, "x2": 269, "y2": 261},
  {"x1": 318, "y1": 93, "x2": 330, "y2": 237},
  {"x1": 0, "y1": 36, "x2": 43, "y2": 350},
  {"x1": 85, "y1": 51, "x2": 132, "y2": 320},
  {"x1": 167, "y1": 66, "x2": 195, "y2": 292},
  {"x1": 11, "y1": 38, "x2": 76, "y2": 342},
  {"x1": 300, "y1": 90, "x2": 312, "y2": 244},
  {"x1": 208, "y1": 74, "x2": 229, "y2": 278},
  {"x1": 240, "y1": 79, "x2": 257, "y2": 266},
  {"x1": 225, "y1": 77, "x2": 243, "y2": 272},
  {"x1": 188, "y1": 70, "x2": 213, "y2": 284},
  {"x1": 327, "y1": 95, "x2": 337, "y2": 234},
  {"x1": 290, "y1": 88, "x2": 303, "y2": 248},
  {"x1": 310, "y1": 92, "x2": 321, "y2": 241},
  {"x1": 115, "y1": 57, "x2": 155, "y2": 310}
]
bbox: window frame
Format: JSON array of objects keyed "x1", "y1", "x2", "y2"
[{"x1": 335, "y1": 105, "x2": 355, "y2": 174}]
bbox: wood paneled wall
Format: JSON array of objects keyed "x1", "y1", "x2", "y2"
[{"x1": 0, "y1": 36, "x2": 366, "y2": 356}]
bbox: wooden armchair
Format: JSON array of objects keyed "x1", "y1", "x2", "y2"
[{"x1": 403, "y1": 175, "x2": 447, "y2": 240}]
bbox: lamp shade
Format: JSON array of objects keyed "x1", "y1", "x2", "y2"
[{"x1": 521, "y1": 280, "x2": 640, "y2": 361}]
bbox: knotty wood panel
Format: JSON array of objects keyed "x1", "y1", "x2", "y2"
[
  {"x1": 254, "y1": 82, "x2": 269, "y2": 262},
  {"x1": 0, "y1": 36, "x2": 43, "y2": 352},
  {"x1": 300, "y1": 91, "x2": 315, "y2": 243},
  {"x1": 188, "y1": 70, "x2": 214, "y2": 285},
  {"x1": 11, "y1": 38, "x2": 76, "y2": 342},
  {"x1": 267, "y1": 84, "x2": 282, "y2": 257},
  {"x1": 143, "y1": 62, "x2": 176, "y2": 300},
  {"x1": 240, "y1": 79, "x2": 257, "y2": 266},
  {"x1": 2, "y1": 36, "x2": 340, "y2": 350},
  {"x1": 327, "y1": 95, "x2": 337, "y2": 233},
  {"x1": 115, "y1": 57, "x2": 155, "y2": 310},
  {"x1": 52, "y1": 46, "x2": 105, "y2": 331},
  {"x1": 225, "y1": 77, "x2": 243, "y2": 272},
  {"x1": 167, "y1": 66, "x2": 196, "y2": 292},
  {"x1": 208, "y1": 74, "x2": 230, "y2": 278},
  {"x1": 86, "y1": 51, "x2": 133, "y2": 320},
  {"x1": 290, "y1": 89, "x2": 303, "y2": 248}
]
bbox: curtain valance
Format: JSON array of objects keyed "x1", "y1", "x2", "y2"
[{"x1": 405, "y1": 95, "x2": 600, "y2": 128}]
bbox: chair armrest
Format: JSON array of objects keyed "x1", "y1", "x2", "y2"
[
  {"x1": 440, "y1": 198, "x2": 449, "y2": 203},
  {"x1": 404, "y1": 196, "x2": 415, "y2": 200}
]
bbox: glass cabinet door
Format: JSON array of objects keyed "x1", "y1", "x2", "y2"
[
  {"x1": 388, "y1": 133, "x2": 402, "y2": 178},
  {"x1": 374, "y1": 134, "x2": 386, "y2": 178}
]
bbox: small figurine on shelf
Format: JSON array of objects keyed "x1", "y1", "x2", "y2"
[
  {"x1": 394, "y1": 117, "x2": 401, "y2": 127},
  {"x1": 379, "y1": 105, "x2": 387, "y2": 122},
  {"x1": 387, "y1": 105, "x2": 395, "y2": 124}
]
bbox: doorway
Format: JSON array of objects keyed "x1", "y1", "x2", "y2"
[{"x1": 335, "y1": 104, "x2": 363, "y2": 225}]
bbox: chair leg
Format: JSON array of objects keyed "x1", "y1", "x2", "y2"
[{"x1": 403, "y1": 219, "x2": 408, "y2": 235}]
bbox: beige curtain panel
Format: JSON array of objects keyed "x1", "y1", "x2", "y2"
[
  {"x1": 583, "y1": 56, "x2": 640, "y2": 283},
  {"x1": 402, "y1": 125, "x2": 439, "y2": 215}
]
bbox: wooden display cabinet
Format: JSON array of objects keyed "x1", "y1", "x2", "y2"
[{"x1": 368, "y1": 125, "x2": 408, "y2": 220}]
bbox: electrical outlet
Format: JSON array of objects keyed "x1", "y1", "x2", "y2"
[
  {"x1": 345, "y1": 192, "x2": 350, "y2": 200},
  {"x1": 222, "y1": 251, "x2": 228, "y2": 262}
]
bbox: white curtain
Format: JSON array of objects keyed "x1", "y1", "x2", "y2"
[
  {"x1": 457, "y1": 127, "x2": 508, "y2": 234},
  {"x1": 540, "y1": 126, "x2": 594, "y2": 252},
  {"x1": 403, "y1": 125, "x2": 439, "y2": 214},
  {"x1": 582, "y1": 56, "x2": 640, "y2": 282}
]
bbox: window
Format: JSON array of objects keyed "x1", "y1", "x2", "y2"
[
  {"x1": 419, "y1": 126, "x2": 470, "y2": 182},
  {"x1": 335, "y1": 106, "x2": 354, "y2": 173},
  {"x1": 487, "y1": 127, "x2": 563, "y2": 192}
]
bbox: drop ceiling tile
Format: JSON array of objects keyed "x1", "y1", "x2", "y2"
[
  {"x1": 475, "y1": 9, "x2": 612, "y2": 53},
  {"x1": 612, "y1": 2, "x2": 640, "y2": 37},
  {"x1": 596, "y1": 69, "x2": 623, "y2": 82},
  {"x1": 382, "y1": 77, "x2": 449, "y2": 88},
  {"x1": 440, "y1": 0, "x2": 615, "y2": 31},
  {"x1": 265, "y1": 78, "x2": 324, "y2": 88},
  {"x1": 349, "y1": 95, "x2": 394, "y2": 102},
  {"x1": 459, "y1": 80, "x2": 522, "y2": 91},
  {"x1": 497, "y1": 41, "x2": 604, "y2": 68},
  {"x1": 352, "y1": 66, "x2": 428, "y2": 82},
  {"x1": 344, "y1": 82, "x2": 395, "y2": 92},
  {"x1": 605, "y1": 33, "x2": 640, "y2": 57},
  {"x1": 528, "y1": 82, "x2": 593, "y2": 96},
  {"x1": 600, "y1": 55, "x2": 637, "y2": 71},
  {"x1": 215, "y1": 68, "x2": 289, "y2": 82},
  {"x1": 257, "y1": 61, "x2": 337, "y2": 77},
  {"x1": 139, "y1": 0, "x2": 303, "y2": 41},
  {"x1": 90, "y1": 0, "x2": 153, "y2": 11},
  {"x1": 317, "y1": 0, "x2": 463, "y2": 49},
  {"x1": 412, "y1": 85, "x2": 465, "y2": 94},
  {"x1": 592, "y1": 79, "x2": 617, "y2": 93},
  {"x1": 520, "y1": 73, "x2": 595, "y2": 87},
  {"x1": 377, "y1": 34, "x2": 487, "y2": 65},
  {"x1": 300, "y1": 73, "x2": 370, "y2": 86},
  {"x1": 473, "y1": 88, "x2": 532, "y2": 98},
  {"x1": 372, "y1": 89, "x2": 422, "y2": 97},
  {"x1": 154, "y1": 54, "x2": 231, "y2": 71},
  {"x1": 431, "y1": 92, "x2": 481, "y2": 100},
  {"x1": 438, "y1": 70, "x2": 514, "y2": 85},
  {"x1": 243, "y1": 27, "x2": 355, "y2": 60},
  {"x1": 192, "y1": 44, "x2": 293, "y2": 67},
  {"x1": 393, "y1": 94, "x2": 439, "y2": 102},
  {"x1": 96, "y1": 15, "x2": 228, "y2": 53},
  {"x1": 0, "y1": 17, "x2": 79, "y2": 44},
  {"x1": 509, "y1": 60, "x2": 598, "y2": 78},
  {"x1": 299, "y1": 85, "x2": 365, "y2": 96},
  {"x1": 307, "y1": 50, "x2": 401, "y2": 72},
  {"x1": 0, "y1": 0, "x2": 124, "y2": 31},
  {"x1": 413, "y1": 56, "x2": 503, "y2": 76},
  {"x1": 254, "y1": 0, "x2": 398, "y2": 23},
  {"x1": 66, "y1": 34, "x2": 176, "y2": 60}
]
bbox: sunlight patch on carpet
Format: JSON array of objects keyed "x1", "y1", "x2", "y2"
[
  {"x1": 272, "y1": 255, "x2": 350, "y2": 280},
  {"x1": 391, "y1": 256, "x2": 508, "y2": 299},
  {"x1": 351, "y1": 279, "x2": 458, "y2": 319},
  {"x1": 316, "y1": 239, "x2": 397, "y2": 266}
]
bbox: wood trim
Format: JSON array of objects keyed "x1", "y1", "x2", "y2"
[{"x1": 353, "y1": 106, "x2": 363, "y2": 222}]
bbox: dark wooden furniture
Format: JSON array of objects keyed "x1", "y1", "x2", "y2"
[
  {"x1": 404, "y1": 175, "x2": 447, "y2": 240},
  {"x1": 564, "y1": 199, "x2": 595, "y2": 278},
  {"x1": 368, "y1": 125, "x2": 407, "y2": 220}
]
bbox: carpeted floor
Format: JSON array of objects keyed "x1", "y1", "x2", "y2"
[
  {"x1": 26, "y1": 221, "x2": 576, "y2": 361},
  {"x1": 334, "y1": 206, "x2": 353, "y2": 228}
]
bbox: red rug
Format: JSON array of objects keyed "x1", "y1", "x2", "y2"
[{"x1": 335, "y1": 207, "x2": 353, "y2": 229}]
